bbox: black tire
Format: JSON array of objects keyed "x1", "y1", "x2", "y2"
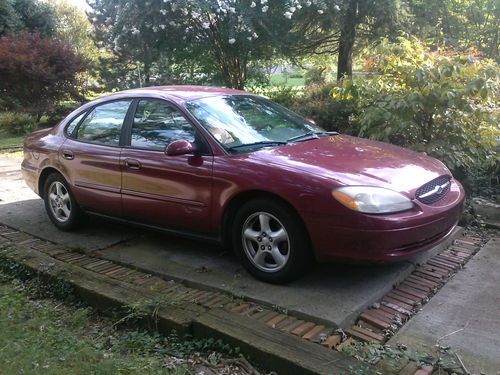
[
  {"x1": 232, "y1": 198, "x2": 313, "y2": 284},
  {"x1": 43, "y1": 173, "x2": 84, "y2": 231}
]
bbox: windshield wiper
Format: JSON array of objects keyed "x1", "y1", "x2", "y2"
[
  {"x1": 287, "y1": 131, "x2": 339, "y2": 143},
  {"x1": 228, "y1": 141, "x2": 288, "y2": 151}
]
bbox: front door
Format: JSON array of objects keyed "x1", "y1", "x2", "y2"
[{"x1": 120, "y1": 99, "x2": 213, "y2": 233}]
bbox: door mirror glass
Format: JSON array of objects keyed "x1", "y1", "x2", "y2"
[{"x1": 165, "y1": 139, "x2": 194, "y2": 156}]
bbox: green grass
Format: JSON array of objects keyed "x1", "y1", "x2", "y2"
[
  {"x1": 270, "y1": 73, "x2": 305, "y2": 87},
  {"x1": 0, "y1": 134, "x2": 24, "y2": 149},
  {"x1": 0, "y1": 273, "x2": 191, "y2": 375}
]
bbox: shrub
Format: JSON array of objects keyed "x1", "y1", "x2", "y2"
[
  {"x1": 248, "y1": 85, "x2": 300, "y2": 109},
  {"x1": 0, "y1": 32, "x2": 86, "y2": 119},
  {"x1": 0, "y1": 112, "x2": 37, "y2": 135},
  {"x1": 304, "y1": 67, "x2": 327, "y2": 86},
  {"x1": 291, "y1": 83, "x2": 356, "y2": 132},
  {"x1": 332, "y1": 37, "x2": 499, "y2": 195}
]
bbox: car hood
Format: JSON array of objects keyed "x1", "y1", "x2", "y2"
[{"x1": 249, "y1": 135, "x2": 450, "y2": 195}]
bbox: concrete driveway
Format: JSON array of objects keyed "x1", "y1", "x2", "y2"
[{"x1": 0, "y1": 156, "x2": 458, "y2": 328}]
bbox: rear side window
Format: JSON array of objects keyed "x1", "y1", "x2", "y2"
[
  {"x1": 76, "y1": 100, "x2": 131, "y2": 146},
  {"x1": 131, "y1": 99, "x2": 196, "y2": 150}
]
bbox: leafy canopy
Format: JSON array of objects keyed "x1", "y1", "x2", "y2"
[
  {"x1": 88, "y1": 0, "x2": 340, "y2": 88},
  {"x1": 0, "y1": 0, "x2": 56, "y2": 37}
]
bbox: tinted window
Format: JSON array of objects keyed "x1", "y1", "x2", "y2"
[
  {"x1": 65, "y1": 112, "x2": 86, "y2": 137},
  {"x1": 131, "y1": 99, "x2": 196, "y2": 150},
  {"x1": 76, "y1": 100, "x2": 131, "y2": 146}
]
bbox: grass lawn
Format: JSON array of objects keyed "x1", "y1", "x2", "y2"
[
  {"x1": 0, "y1": 270, "x2": 251, "y2": 375},
  {"x1": 0, "y1": 134, "x2": 24, "y2": 149},
  {"x1": 270, "y1": 73, "x2": 305, "y2": 87}
]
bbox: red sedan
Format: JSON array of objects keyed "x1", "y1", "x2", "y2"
[{"x1": 22, "y1": 86, "x2": 465, "y2": 283}]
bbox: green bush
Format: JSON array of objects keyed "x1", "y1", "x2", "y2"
[
  {"x1": 249, "y1": 85, "x2": 300, "y2": 109},
  {"x1": 291, "y1": 83, "x2": 356, "y2": 133},
  {"x1": 0, "y1": 112, "x2": 38, "y2": 135},
  {"x1": 332, "y1": 37, "x2": 499, "y2": 195},
  {"x1": 304, "y1": 67, "x2": 327, "y2": 86}
]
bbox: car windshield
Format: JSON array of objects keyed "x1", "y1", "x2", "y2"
[{"x1": 185, "y1": 95, "x2": 324, "y2": 152}]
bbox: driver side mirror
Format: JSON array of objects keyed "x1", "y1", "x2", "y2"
[{"x1": 165, "y1": 139, "x2": 195, "y2": 156}]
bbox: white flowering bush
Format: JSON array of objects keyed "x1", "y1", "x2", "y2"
[{"x1": 89, "y1": 0, "x2": 341, "y2": 88}]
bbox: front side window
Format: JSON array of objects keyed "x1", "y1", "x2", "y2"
[
  {"x1": 76, "y1": 100, "x2": 131, "y2": 146},
  {"x1": 130, "y1": 99, "x2": 196, "y2": 150}
]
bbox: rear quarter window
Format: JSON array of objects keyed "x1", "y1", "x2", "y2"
[{"x1": 65, "y1": 112, "x2": 86, "y2": 137}]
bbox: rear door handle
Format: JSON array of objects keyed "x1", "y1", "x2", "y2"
[
  {"x1": 125, "y1": 158, "x2": 141, "y2": 170},
  {"x1": 62, "y1": 150, "x2": 74, "y2": 160}
]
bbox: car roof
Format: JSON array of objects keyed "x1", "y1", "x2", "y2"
[{"x1": 119, "y1": 85, "x2": 248, "y2": 101}]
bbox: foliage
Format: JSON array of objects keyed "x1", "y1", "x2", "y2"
[
  {"x1": 332, "y1": 37, "x2": 500, "y2": 192},
  {"x1": 291, "y1": 83, "x2": 356, "y2": 132},
  {"x1": 408, "y1": 0, "x2": 499, "y2": 60},
  {"x1": 0, "y1": 32, "x2": 86, "y2": 118},
  {"x1": 304, "y1": 66, "x2": 327, "y2": 85},
  {"x1": 249, "y1": 85, "x2": 300, "y2": 109},
  {"x1": 333, "y1": 0, "x2": 404, "y2": 78},
  {"x1": 51, "y1": 0, "x2": 100, "y2": 64},
  {"x1": 0, "y1": 0, "x2": 56, "y2": 37},
  {"x1": 88, "y1": 0, "x2": 340, "y2": 88},
  {"x1": 0, "y1": 111, "x2": 37, "y2": 135}
]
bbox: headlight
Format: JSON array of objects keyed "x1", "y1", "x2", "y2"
[{"x1": 332, "y1": 186, "x2": 413, "y2": 214}]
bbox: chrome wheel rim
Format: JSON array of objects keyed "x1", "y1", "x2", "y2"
[
  {"x1": 241, "y1": 212, "x2": 290, "y2": 273},
  {"x1": 48, "y1": 181, "x2": 71, "y2": 223}
]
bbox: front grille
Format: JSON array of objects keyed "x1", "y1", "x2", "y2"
[{"x1": 415, "y1": 175, "x2": 451, "y2": 204}]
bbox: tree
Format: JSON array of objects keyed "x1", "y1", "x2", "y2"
[
  {"x1": 334, "y1": 0, "x2": 403, "y2": 79},
  {"x1": 51, "y1": 0, "x2": 99, "y2": 63},
  {"x1": 0, "y1": 32, "x2": 86, "y2": 118},
  {"x1": 408, "y1": 0, "x2": 499, "y2": 59},
  {"x1": 0, "y1": 0, "x2": 56, "y2": 37},
  {"x1": 88, "y1": 0, "x2": 340, "y2": 89}
]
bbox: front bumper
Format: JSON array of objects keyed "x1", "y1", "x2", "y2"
[{"x1": 305, "y1": 180, "x2": 465, "y2": 263}]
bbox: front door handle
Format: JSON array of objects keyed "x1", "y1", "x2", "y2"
[
  {"x1": 125, "y1": 159, "x2": 141, "y2": 170},
  {"x1": 62, "y1": 150, "x2": 74, "y2": 160}
]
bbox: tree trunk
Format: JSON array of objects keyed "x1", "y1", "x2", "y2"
[
  {"x1": 337, "y1": 1, "x2": 358, "y2": 80},
  {"x1": 220, "y1": 55, "x2": 246, "y2": 89},
  {"x1": 143, "y1": 61, "x2": 151, "y2": 86}
]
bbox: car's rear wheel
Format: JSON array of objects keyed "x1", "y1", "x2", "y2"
[
  {"x1": 43, "y1": 173, "x2": 83, "y2": 231},
  {"x1": 232, "y1": 198, "x2": 313, "y2": 283}
]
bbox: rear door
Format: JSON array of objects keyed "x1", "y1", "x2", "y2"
[
  {"x1": 120, "y1": 98, "x2": 214, "y2": 233},
  {"x1": 61, "y1": 99, "x2": 133, "y2": 216}
]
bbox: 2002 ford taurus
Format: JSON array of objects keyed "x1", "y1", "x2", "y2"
[{"x1": 22, "y1": 86, "x2": 465, "y2": 283}]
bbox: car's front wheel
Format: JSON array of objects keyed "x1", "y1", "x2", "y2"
[
  {"x1": 232, "y1": 198, "x2": 313, "y2": 284},
  {"x1": 43, "y1": 173, "x2": 84, "y2": 231}
]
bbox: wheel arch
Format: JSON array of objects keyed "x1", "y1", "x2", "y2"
[
  {"x1": 38, "y1": 166, "x2": 66, "y2": 198},
  {"x1": 221, "y1": 190, "x2": 311, "y2": 251}
]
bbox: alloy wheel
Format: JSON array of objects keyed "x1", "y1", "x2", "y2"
[
  {"x1": 48, "y1": 181, "x2": 71, "y2": 223},
  {"x1": 241, "y1": 212, "x2": 290, "y2": 272}
]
